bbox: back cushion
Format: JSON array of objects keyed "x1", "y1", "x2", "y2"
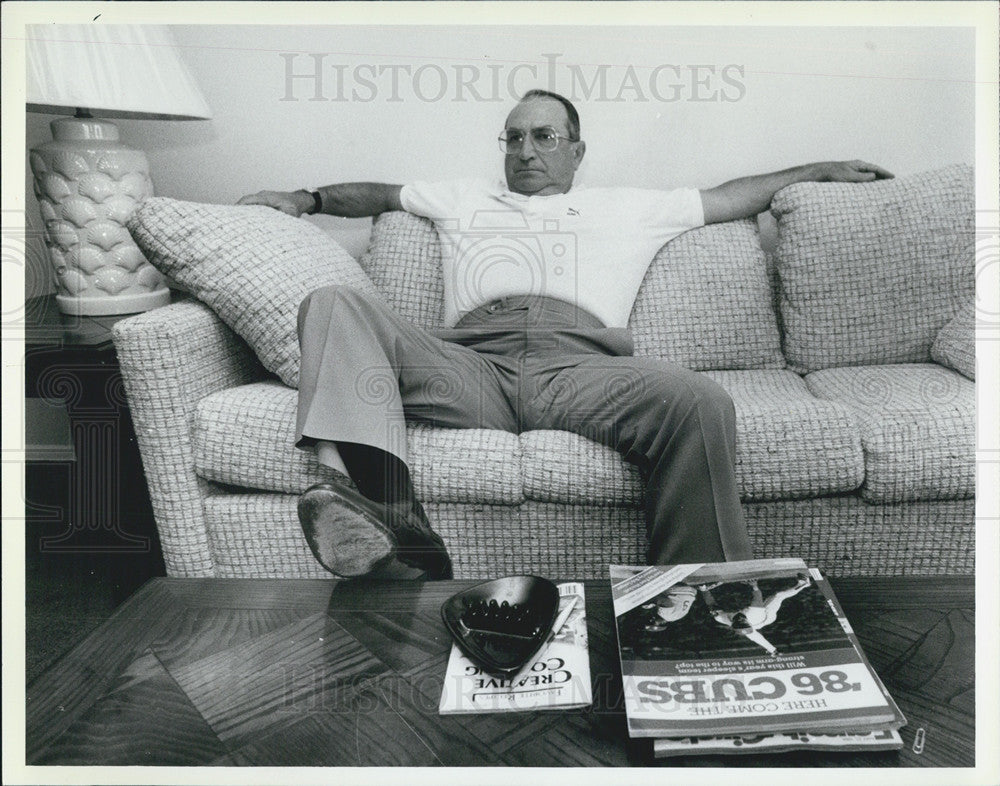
[
  {"x1": 630, "y1": 219, "x2": 785, "y2": 370},
  {"x1": 771, "y1": 164, "x2": 974, "y2": 373},
  {"x1": 365, "y1": 212, "x2": 785, "y2": 371},
  {"x1": 360, "y1": 212, "x2": 445, "y2": 329}
]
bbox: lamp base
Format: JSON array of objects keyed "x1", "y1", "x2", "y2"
[
  {"x1": 56, "y1": 287, "x2": 171, "y2": 316},
  {"x1": 30, "y1": 117, "x2": 167, "y2": 316}
]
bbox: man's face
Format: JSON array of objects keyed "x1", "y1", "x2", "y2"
[
  {"x1": 654, "y1": 587, "x2": 696, "y2": 622},
  {"x1": 503, "y1": 98, "x2": 586, "y2": 196}
]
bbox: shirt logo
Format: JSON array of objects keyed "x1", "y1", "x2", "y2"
[{"x1": 567, "y1": 208, "x2": 580, "y2": 216}]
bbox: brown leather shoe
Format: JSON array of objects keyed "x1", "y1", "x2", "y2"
[
  {"x1": 386, "y1": 499, "x2": 453, "y2": 580},
  {"x1": 297, "y1": 482, "x2": 396, "y2": 578},
  {"x1": 298, "y1": 480, "x2": 452, "y2": 580}
]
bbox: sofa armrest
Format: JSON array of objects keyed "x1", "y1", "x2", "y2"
[{"x1": 112, "y1": 300, "x2": 268, "y2": 576}]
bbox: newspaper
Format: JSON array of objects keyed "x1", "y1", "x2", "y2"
[
  {"x1": 610, "y1": 559, "x2": 906, "y2": 738},
  {"x1": 654, "y1": 728, "x2": 903, "y2": 757},
  {"x1": 438, "y1": 582, "x2": 592, "y2": 714}
]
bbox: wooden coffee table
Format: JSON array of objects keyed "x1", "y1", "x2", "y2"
[{"x1": 25, "y1": 576, "x2": 974, "y2": 767}]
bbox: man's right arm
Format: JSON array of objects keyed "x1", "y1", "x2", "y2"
[{"x1": 236, "y1": 183, "x2": 404, "y2": 218}]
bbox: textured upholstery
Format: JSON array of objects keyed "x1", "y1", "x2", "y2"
[
  {"x1": 519, "y1": 431, "x2": 645, "y2": 507},
  {"x1": 359, "y1": 211, "x2": 445, "y2": 329},
  {"x1": 112, "y1": 301, "x2": 266, "y2": 576},
  {"x1": 743, "y1": 498, "x2": 974, "y2": 576},
  {"x1": 932, "y1": 301, "x2": 976, "y2": 380},
  {"x1": 199, "y1": 492, "x2": 973, "y2": 579},
  {"x1": 630, "y1": 219, "x2": 785, "y2": 370},
  {"x1": 518, "y1": 370, "x2": 862, "y2": 504},
  {"x1": 805, "y1": 364, "x2": 975, "y2": 502},
  {"x1": 772, "y1": 165, "x2": 975, "y2": 373},
  {"x1": 193, "y1": 382, "x2": 523, "y2": 504},
  {"x1": 128, "y1": 197, "x2": 380, "y2": 387},
  {"x1": 203, "y1": 494, "x2": 331, "y2": 579},
  {"x1": 192, "y1": 371, "x2": 863, "y2": 505},
  {"x1": 707, "y1": 370, "x2": 863, "y2": 500}
]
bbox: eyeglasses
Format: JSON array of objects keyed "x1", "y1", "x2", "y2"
[{"x1": 498, "y1": 126, "x2": 576, "y2": 155}]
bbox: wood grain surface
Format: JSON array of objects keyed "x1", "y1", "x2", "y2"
[{"x1": 25, "y1": 576, "x2": 975, "y2": 767}]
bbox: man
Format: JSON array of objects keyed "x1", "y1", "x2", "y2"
[
  {"x1": 698, "y1": 575, "x2": 814, "y2": 656},
  {"x1": 239, "y1": 89, "x2": 892, "y2": 581},
  {"x1": 642, "y1": 584, "x2": 698, "y2": 632}
]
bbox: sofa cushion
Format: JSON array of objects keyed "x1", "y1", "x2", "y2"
[
  {"x1": 519, "y1": 370, "x2": 863, "y2": 504},
  {"x1": 519, "y1": 430, "x2": 645, "y2": 507},
  {"x1": 192, "y1": 381, "x2": 523, "y2": 504},
  {"x1": 805, "y1": 364, "x2": 974, "y2": 502},
  {"x1": 707, "y1": 370, "x2": 864, "y2": 500},
  {"x1": 931, "y1": 301, "x2": 975, "y2": 380},
  {"x1": 630, "y1": 220, "x2": 785, "y2": 370},
  {"x1": 128, "y1": 197, "x2": 380, "y2": 388},
  {"x1": 771, "y1": 164, "x2": 975, "y2": 373},
  {"x1": 360, "y1": 211, "x2": 445, "y2": 329}
]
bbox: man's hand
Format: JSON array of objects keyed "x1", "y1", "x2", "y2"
[
  {"x1": 809, "y1": 160, "x2": 895, "y2": 183},
  {"x1": 237, "y1": 189, "x2": 314, "y2": 217},
  {"x1": 701, "y1": 160, "x2": 895, "y2": 224}
]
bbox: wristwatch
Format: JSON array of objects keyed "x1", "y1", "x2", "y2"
[{"x1": 301, "y1": 188, "x2": 322, "y2": 215}]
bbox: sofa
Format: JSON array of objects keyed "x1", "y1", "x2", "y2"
[{"x1": 113, "y1": 164, "x2": 976, "y2": 580}]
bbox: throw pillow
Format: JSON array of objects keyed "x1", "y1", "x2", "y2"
[
  {"x1": 127, "y1": 197, "x2": 380, "y2": 388},
  {"x1": 630, "y1": 218, "x2": 786, "y2": 370},
  {"x1": 771, "y1": 164, "x2": 974, "y2": 373},
  {"x1": 931, "y1": 302, "x2": 975, "y2": 380}
]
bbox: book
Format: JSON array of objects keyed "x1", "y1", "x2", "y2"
[
  {"x1": 653, "y1": 728, "x2": 903, "y2": 757},
  {"x1": 610, "y1": 558, "x2": 906, "y2": 739},
  {"x1": 438, "y1": 581, "x2": 593, "y2": 714}
]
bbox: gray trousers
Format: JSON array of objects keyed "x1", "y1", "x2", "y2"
[{"x1": 296, "y1": 285, "x2": 752, "y2": 565}]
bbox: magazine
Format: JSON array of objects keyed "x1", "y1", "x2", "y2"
[
  {"x1": 610, "y1": 558, "x2": 906, "y2": 738},
  {"x1": 438, "y1": 582, "x2": 593, "y2": 714},
  {"x1": 653, "y1": 728, "x2": 903, "y2": 757}
]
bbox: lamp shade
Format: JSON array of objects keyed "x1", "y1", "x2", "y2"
[{"x1": 26, "y1": 25, "x2": 211, "y2": 120}]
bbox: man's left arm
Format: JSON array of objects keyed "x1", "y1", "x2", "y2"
[{"x1": 699, "y1": 160, "x2": 894, "y2": 225}]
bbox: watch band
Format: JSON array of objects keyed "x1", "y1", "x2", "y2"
[{"x1": 308, "y1": 189, "x2": 323, "y2": 215}]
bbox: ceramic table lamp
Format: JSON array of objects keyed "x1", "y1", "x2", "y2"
[{"x1": 26, "y1": 25, "x2": 211, "y2": 315}]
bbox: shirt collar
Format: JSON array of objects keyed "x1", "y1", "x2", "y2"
[{"x1": 496, "y1": 179, "x2": 581, "y2": 199}]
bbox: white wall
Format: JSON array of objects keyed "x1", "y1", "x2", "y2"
[{"x1": 24, "y1": 24, "x2": 975, "y2": 295}]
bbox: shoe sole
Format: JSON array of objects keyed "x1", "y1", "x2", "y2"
[{"x1": 298, "y1": 486, "x2": 395, "y2": 578}]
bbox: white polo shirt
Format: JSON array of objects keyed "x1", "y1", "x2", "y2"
[{"x1": 399, "y1": 179, "x2": 704, "y2": 328}]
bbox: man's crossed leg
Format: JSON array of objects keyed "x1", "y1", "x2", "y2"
[{"x1": 295, "y1": 285, "x2": 752, "y2": 580}]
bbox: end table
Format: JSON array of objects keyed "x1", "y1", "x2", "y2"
[{"x1": 24, "y1": 293, "x2": 165, "y2": 600}]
